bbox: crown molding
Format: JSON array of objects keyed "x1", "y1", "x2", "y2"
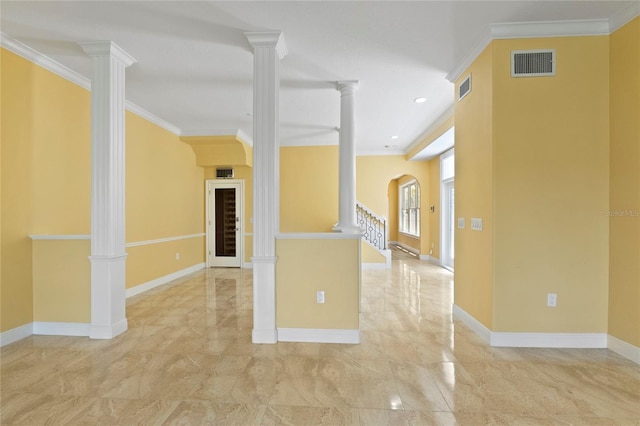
[
  {"x1": 446, "y1": 28, "x2": 492, "y2": 83},
  {"x1": 490, "y1": 19, "x2": 610, "y2": 40},
  {"x1": 179, "y1": 128, "x2": 253, "y2": 146},
  {"x1": 2, "y1": 33, "x2": 181, "y2": 136},
  {"x1": 125, "y1": 101, "x2": 181, "y2": 135},
  {"x1": 447, "y1": 11, "x2": 640, "y2": 83},
  {"x1": 609, "y1": 2, "x2": 640, "y2": 33},
  {"x1": 405, "y1": 104, "x2": 455, "y2": 157},
  {"x1": 1, "y1": 32, "x2": 91, "y2": 90}
]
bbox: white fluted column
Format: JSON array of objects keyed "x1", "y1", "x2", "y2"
[
  {"x1": 334, "y1": 81, "x2": 361, "y2": 234},
  {"x1": 79, "y1": 41, "x2": 136, "y2": 339},
  {"x1": 245, "y1": 31, "x2": 287, "y2": 344}
]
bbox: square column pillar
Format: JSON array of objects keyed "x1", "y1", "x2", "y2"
[
  {"x1": 245, "y1": 31, "x2": 287, "y2": 344},
  {"x1": 334, "y1": 81, "x2": 362, "y2": 234},
  {"x1": 79, "y1": 41, "x2": 136, "y2": 339}
]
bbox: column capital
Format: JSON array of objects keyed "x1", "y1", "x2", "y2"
[
  {"x1": 79, "y1": 41, "x2": 136, "y2": 67},
  {"x1": 244, "y1": 31, "x2": 288, "y2": 59},
  {"x1": 337, "y1": 80, "x2": 359, "y2": 93}
]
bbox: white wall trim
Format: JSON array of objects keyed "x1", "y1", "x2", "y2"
[
  {"x1": 490, "y1": 19, "x2": 610, "y2": 40},
  {"x1": 393, "y1": 241, "x2": 420, "y2": 256},
  {"x1": 126, "y1": 233, "x2": 205, "y2": 248},
  {"x1": 452, "y1": 304, "x2": 492, "y2": 343},
  {"x1": 243, "y1": 262, "x2": 254, "y2": 269},
  {"x1": 454, "y1": 304, "x2": 609, "y2": 349},
  {"x1": 29, "y1": 234, "x2": 91, "y2": 240},
  {"x1": 491, "y1": 332, "x2": 607, "y2": 348},
  {"x1": 278, "y1": 328, "x2": 360, "y2": 344},
  {"x1": 126, "y1": 262, "x2": 205, "y2": 298},
  {"x1": 446, "y1": 13, "x2": 640, "y2": 83},
  {"x1": 0, "y1": 323, "x2": 33, "y2": 347},
  {"x1": 276, "y1": 232, "x2": 362, "y2": 240},
  {"x1": 179, "y1": 128, "x2": 253, "y2": 146},
  {"x1": 608, "y1": 334, "x2": 640, "y2": 364},
  {"x1": 33, "y1": 322, "x2": 90, "y2": 337},
  {"x1": 1, "y1": 32, "x2": 181, "y2": 136}
]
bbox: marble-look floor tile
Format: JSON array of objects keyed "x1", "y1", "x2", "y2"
[{"x1": 1, "y1": 259, "x2": 638, "y2": 425}]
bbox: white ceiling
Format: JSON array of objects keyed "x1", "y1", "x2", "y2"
[{"x1": 1, "y1": 1, "x2": 635, "y2": 156}]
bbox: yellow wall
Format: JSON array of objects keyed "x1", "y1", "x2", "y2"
[
  {"x1": 396, "y1": 174, "x2": 421, "y2": 252},
  {"x1": 276, "y1": 237, "x2": 360, "y2": 329},
  {"x1": 361, "y1": 240, "x2": 386, "y2": 264},
  {"x1": 125, "y1": 112, "x2": 205, "y2": 289},
  {"x1": 609, "y1": 17, "x2": 640, "y2": 346},
  {"x1": 280, "y1": 146, "x2": 339, "y2": 233},
  {"x1": 387, "y1": 181, "x2": 398, "y2": 242},
  {"x1": 493, "y1": 36, "x2": 610, "y2": 333},
  {"x1": 357, "y1": 156, "x2": 430, "y2": 254},
  {"x1": 1, "y1": 47, "x2": 205, "y2": 331},
  {"x1": 454, "y1": 44, "x2": 495, "y2": 329},
  {"x1": 32, "y1": 240, "x2": 90, "y2": 323},
  {"x1": 1, "y1": 49, "x2": 91, "y2": 331}
]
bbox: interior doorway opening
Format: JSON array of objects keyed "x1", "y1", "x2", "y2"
[{"x1": 206, "y1": 180, "x2": 243, "y2": 268}]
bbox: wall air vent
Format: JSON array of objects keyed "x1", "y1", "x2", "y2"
[
  {"x1": 511, "y1": 49, "x2": 555, "y2": 77},
  {"x1": 458, "y1": 74, "x2": 471, "y2": 101},
  {"x1": 216, "y1": 168, "x2": 234, "y2": 179}
]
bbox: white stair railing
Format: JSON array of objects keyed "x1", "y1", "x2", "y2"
[{"x1": 356, "y1": 202, "x2": 387, "y2": 251}]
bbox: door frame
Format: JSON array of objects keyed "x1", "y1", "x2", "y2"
[
  {"x1": 440, "y1": 148, "x2": 455, "y2": 271},
  {"x1": 206, "y1": 179, "x2": 244, "y2": 268}
]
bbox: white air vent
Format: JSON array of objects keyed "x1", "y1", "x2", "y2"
[
  {"x1": 216, "y1": 168, "x2": 234, "y2": 179},
  {"x1": 458, "y1": 74, "x2": 471, "y2": 101},
  {"x1": 511, "y1": 49, "x2": 555, "y2": 77}
]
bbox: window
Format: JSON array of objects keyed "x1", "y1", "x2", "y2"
[{"x1": 399, "y1": 180, "x2": 420, "y2": 237}]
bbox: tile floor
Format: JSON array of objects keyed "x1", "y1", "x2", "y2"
[{"x1": 1, "y1": 257, "x2": 639, "y2": 425}]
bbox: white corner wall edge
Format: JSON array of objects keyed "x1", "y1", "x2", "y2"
[
  {"x1": 34, "y1": 322, "x2": 90, "y2": 337},
  {"x1": 453, "y1": 304, "x2": 610, "y2": 349},
  {"x1": 278, "y1": 328, "x2": 360, "y2": 344},
  {"x1": 608, "y1": 334, "x2": 640, "y2": 364},
  {"x1": 0, "y1": 323, "x2": 33, "y2": 347},
  {"x1": 126, "y1": 263, "x2": 205, "y2": 298}
]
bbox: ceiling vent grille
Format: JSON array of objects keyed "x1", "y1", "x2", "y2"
[
  {"x1": 216, "y1": 168, "x2": 234, "y2": 179},
  {"x1": 458, "y1": 74, "x2": 471, "y2": 101},
  {"x1": 511, "y1": 49, "x2": 555, "y2": 77}
]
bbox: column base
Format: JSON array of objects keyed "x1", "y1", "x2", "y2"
[
  {"x1": 252, "y1": 256, "x2": 277, "y2": 344},
  {"x1": 332, "y1": 223, "x2": 364, "y2": 235},
  {"x1": 90, "y1": 318, "x2": 128, "y2": 339},
  {"x1": 90, "y1": 254, "x2": 128, "y2": 340}
]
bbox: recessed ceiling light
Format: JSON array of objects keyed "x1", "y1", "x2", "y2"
[
  {"x1": 391, "y1": 135, "x2": 399, "y2": 139},
  {"x1": 414, "y1": 97, "x2": 427, "y2": 104}
]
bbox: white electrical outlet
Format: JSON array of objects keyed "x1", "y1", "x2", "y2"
[
  {"x1": 317, "y1": 291, "x2": 325, "y2": 304},
  {"x1": 547, "y1": 293, "x2": 557, "y2": 307},
  {"x1": 175, "y1": 252, "x2": 180, "y2": 260},
  {"x1": 458, "y1": 218, "x2": 465, "y2": 229}
]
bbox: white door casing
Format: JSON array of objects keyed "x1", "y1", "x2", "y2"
[{"x1": 206, "y1": 179, "x2": 243, "y2": 268}]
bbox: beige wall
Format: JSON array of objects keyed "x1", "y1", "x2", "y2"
[
  {"x1": 276, "y1": 237, "x2": 360, "y2": 329},
  {"x1": 280, "y1": 146, "x2": 339, "y2": 233},
  {"x1": 492, "y1": 36, "x2": 610, "y2": 333},
  {"x1": 1, "y1": 49, "x2": 91, "y2": 331},
  {"x1": 1, "y1": 47, "x2": 205, "y2": 331},
  {"x1": 428, "y1": 157, "x2": 441, "y2": 260},
  {"x1": 609, "y1": 17, "x2": 640, "y2": 347},
  {"x1": 454, "y1": 44, "x2": 495, "y2": 329}
]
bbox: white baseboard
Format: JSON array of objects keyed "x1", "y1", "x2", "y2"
[
  {"x1": 393, "y1": 241, "x2": 420, "y2": 256},
  {"x1": 453, "y1": 304, "x2": 608, "y2": 349},
  {"x1": 252, "y1": 328, "x2": 278, "y2": 344},
  {"x1": 277, "y1": 328, "x2": 360, "y2": 344},
  {"x1": 0, "y1": 323, "x2": 33, "y2": 347},
  {"x1": 608, "y1": 334, "x2": 640, "y2": 364},
  {"x1": 452, "y1": 304, "x2": 492, "y2": 343},
  {"x1": 34, "y1": 322, "x2": 90, "y2": 337},
  {"x1": 90, "y1": 318, "x2": 128, "y2": 339},
  {"x1": 126, "y1": 262, "x2": 205, "y2": 298},
  {"x1": 491, "y1": 332, "x2": 607, "y2": 348}
]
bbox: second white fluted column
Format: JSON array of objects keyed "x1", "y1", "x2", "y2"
[{"x1": 334, "y1": 81, "x2": 361, "y2": 234}]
